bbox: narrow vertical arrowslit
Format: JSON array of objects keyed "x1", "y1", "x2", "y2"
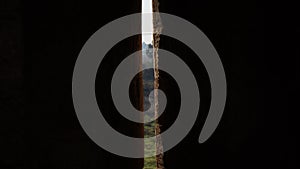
[
  {"x1": 142, "y1": 1, "x2": 156, "y2": 169},
  {"x1": 142, "y1": 0, "x2": 163, "y2": 169}
]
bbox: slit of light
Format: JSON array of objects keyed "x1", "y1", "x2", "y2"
[{"x1": 142, "y1": 0, "x2": 156, "y2": 169}]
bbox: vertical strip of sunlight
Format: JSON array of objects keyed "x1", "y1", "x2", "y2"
[
  {"x1": 142, "y1": 0, "x2": 156, "y2": 169},
  {"x1": 142, "y1": 0, "x2": 153, "y2": 44}
]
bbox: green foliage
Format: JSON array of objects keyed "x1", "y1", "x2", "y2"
[{"x1": 144, "y1": 156, "x2": 156, "y2": 169}]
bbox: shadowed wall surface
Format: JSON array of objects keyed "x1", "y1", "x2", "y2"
[
  {"x1": 0, "y1": 0, "x2": 298, "y2": 169},
  {"x1": 22, "y1": 0, "x2": 143, "y2": 168}
]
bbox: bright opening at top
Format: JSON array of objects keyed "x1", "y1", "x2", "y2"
[{"x1": 142, "y1": 0, "x2": 153, "y2": 44}]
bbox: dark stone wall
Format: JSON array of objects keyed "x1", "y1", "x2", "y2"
[
  {"x1": 1, "y1": 0, "x2": 143, "y2": 169},
  {"x1": 0, "y1": 0, "x2": 24, "y2": 168},
  {"x1": 157, "y1": 0, "x2": 298, "y2": 169},
  {"x1": 0, "y1": 0, "x2": 297, "y2": 169}
]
